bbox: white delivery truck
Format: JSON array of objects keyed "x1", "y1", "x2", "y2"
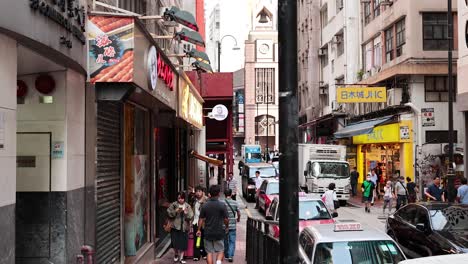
[{"x1": 298, "y1": 144, "x2": 351, "y2": 204}]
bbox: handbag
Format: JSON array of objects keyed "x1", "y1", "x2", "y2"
[{"x1": 163, "y1": 218, "x2": 173, "y2": 233}]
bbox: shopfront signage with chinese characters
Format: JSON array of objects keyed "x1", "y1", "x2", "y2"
[
  {"x1": 180, "y1": 84, "x2": 203, "y2": 129},
  {"x1": 422, "y1": 108, "x2": 435, "y2": 127},
  {"x1": 88, "y1": 16, "x2": 135, "y2": 83},
  {"x1": 29, "y1": 0, "x2": 86, "y2": 46},
  {"x1": 337, "y1": 87, "x2": 387, "y2": 103},
  {"x1": 157, "y1": 55, "x2": 174, "y2": 91}
]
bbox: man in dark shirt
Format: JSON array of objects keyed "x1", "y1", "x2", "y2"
[
  {"x1": 350, "y1": 167, "x2": 359, "y2": 197},
  {"x1": 425, "y1": 176, "x2": 445, "y2": 202},
  {"x1": 406, "y1": 177, "x2": 418, "y2": 203},
  {"x1": 197, "y1": 185, "x2": 229, "y2": 264}
]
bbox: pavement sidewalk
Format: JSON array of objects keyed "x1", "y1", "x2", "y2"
[{"x1": 154, "y1": 197, "x2": 247, "y2": 264}]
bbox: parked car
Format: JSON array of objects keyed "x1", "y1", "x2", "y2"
[
  {"x1": 266, "y1": 194, "x2": 335, "y2": 238},
  {"x1": 241, "y1": 163, "x2": 277, "y2": 201},
  {"x1": 386, "y1": 203, "x2": 468, "y2": 259},
  {"x1": 299, "y1": 221, "x2": 406, "y2": 264},
  {"x1": 256, "y1": 179, "x2": 279, "y2": 213}
]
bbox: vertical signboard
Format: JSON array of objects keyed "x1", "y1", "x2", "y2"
[{"x1": 88, "y1": 16, "x2": 135, "y2": 83}]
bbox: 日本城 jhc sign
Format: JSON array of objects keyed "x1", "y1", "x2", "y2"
[{"x1": 336, "y1": 87, "x2": 387, "y2": 103}]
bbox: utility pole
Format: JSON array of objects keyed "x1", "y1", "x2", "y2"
[
  {"x1": 278, "y1": 0, "x2": 298, "y2": 263},
  {"x1": 447, "y1": 0, "x2": 456, "y2": 202}
]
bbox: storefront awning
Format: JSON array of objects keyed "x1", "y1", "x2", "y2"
[
  {"x1": 334, "y1": 116, "x2": 393, "y2": 139},
  {"x1": 190, "y1": 150, "x2": 223, "y2": 166}
]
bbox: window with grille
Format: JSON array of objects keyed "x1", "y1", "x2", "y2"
[
  {"x1": 423, "y1": 13, "x2": 449, "y2": 50},
  {"x1": 336, "y1": 34, "x2": 344, "y2": 57},
  {"x1": 364, "y1": 3, "x2": 371, "y2": 25},
  {"x1": 374, "y1": 0, "x2": 381, "y2": 17},
  {"x1": 320, "y1": 47, "x2": 329, "y2": 68},
  {"x1": 321, "y1": 6, "x2": 328, "y2": 28},
  {"x1": 424, "y1": 76, "x2": 457, "y2": 102},
  {"x1": 396, "y1": 19, "x2": 405, "y2": 57},
  {"x1": 385, "y1": 27, "x2": 394, "y2": 62},
  {"x1": 255, "y1": 68, "x2": 275, "y2": 104}
]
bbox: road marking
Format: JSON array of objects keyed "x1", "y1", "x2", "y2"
[{"x1": 245, "y1": 207, "x2": 252, "y2": 218}]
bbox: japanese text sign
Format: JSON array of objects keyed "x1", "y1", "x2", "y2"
[{"x1": 336, "y1": 87, "x2": 387, "y2": 103}]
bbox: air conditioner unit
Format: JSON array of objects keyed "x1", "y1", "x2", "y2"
[
  {"x1": 380, "y1": 0, "x2": 393, "y2": 6},
  {"x1": 387, "y1": 88, "x2": 402, "y2": 106},
  {"x1": 318, "y1": 49, "x2": 326, "y2": 56},
  {"x1": 319, "y1": 86, "x2": 328, "y2": 95},
  {"x1": 331, "y1": 100, "x2": 341, "y2": 111},
  {"x1": 332, "y1": 35, "x2": 342, "y2": 44}
]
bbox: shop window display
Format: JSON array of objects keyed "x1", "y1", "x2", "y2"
[
  {"x1": 124, "y1": 104, "x2": 150, "y2": 256},
  {"x1": 363, "y1": 144, "x2": 401, "y2": 193}
]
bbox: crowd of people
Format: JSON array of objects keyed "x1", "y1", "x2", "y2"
[
  {"x1": 165, "y1": 184, "x2": 240, "y2": 264},
  {"x1": 354, "y1": 167, "x2": 468, "y2": 214}
]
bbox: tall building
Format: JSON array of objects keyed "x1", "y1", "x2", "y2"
[
  {"x1": 298, "y1": 0, "x2": 360, "y2": 144},
  {"x1": 244, "y1": 1, "x2": 279, "y2": 153},
  {"x1": 458, "y1": 0, "x2": 468, "y2": 179}
]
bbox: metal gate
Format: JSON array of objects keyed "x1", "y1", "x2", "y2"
[{"x1": 96, "y1": 101, "x2": 122, "y2": 263}]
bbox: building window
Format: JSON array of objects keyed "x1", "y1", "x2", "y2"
[
  {"x1": 423, "y1": 13, "x2": 449, "y2": 50},
  {"x1": 374, "y1": 0, "x2": 381, "y2": 17},
  {"x1": 255, "y1": 68, "x2": 275, "y2": 104},
  {"x1": 424, "y1": 76, "x2": 457, "y2": 102},
  {"x1": 321, "y1": 6, "x2": 328, "y2": 28},
  {"x1": 374, "y1": 41, "x2": 382, "y2": 67},
  {"x1": 336, "y1": 34, "x2": 344, "y2": 57},
  {"x1": 385, "y1": 27, "x2": 394, "y2": 62},
  {"x1": 320, "y1": 47, "x2": 329, "y2": 68},
  {"x1": 336, "y1": 0, "x2": 343, "y2": 13},
  {"x1": 396, "y1": 19, "x2": 406, "y2": 57},
  {"x1": 364, "y1": 3, "x2": 372, "y2": 25}
]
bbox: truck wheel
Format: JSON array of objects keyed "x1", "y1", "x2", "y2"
[{"x1": 339, "y1": 200, "x2": 347, "y2": 206}]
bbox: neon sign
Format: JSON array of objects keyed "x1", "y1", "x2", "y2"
[{"x1": 157, "y1": 55, "x2": 174, "y2": 90}]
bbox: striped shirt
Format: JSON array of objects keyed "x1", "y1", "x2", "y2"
[
  {"x1": 227, "y1": 178, "x2": 238, "y2": 194},
  {"x1": 223, "y1": 198, "x2": 239, "y2": 230}
]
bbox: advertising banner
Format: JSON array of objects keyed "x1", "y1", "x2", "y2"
[
  {"x1": 422, "y1": 108, "x2": 435, "y2": 127},
  {"x1": 337, "y1": 87, "x2": 387, "y2": 103},
  {"x1": 88, "y1": 16, "x2": 135, "y2": 83}
]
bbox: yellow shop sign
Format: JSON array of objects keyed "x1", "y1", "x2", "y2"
[
  {"x1": 353, "y1": 122, "x2": 412, "y2": 144},
  {"x1": 337, "y1": 87, "x2": 387, "y2": 103}
]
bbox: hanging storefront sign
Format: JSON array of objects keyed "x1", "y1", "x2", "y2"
[
  {"x1": 352, "y1": 122, "x2": 413, "y2": 144},
  {"x1": 336, "y1": 87, "x2": 387, "y2": 103},
  {"x1": 422, "y1": 108, "x2": 435, "y2": 127},
  {"x1": 88, "y1": 16, "x2": 135, "y2": 83},
  {"x1": 147, "y1": 46, "x2": 157, "y2": 90},
  {"x1": 179, "y1": 84, "x2": 203, "y2": 129},
  {"x1": 208, "y1": 104, "x2": 229, "y2": 121}
]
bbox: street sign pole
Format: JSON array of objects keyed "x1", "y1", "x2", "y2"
[
  {"x1": 447, "y1": 0, "x2": 456, "y2": 202},
  {"x1": 278, "y1": 0, "x2": 299, "y2": 263}
]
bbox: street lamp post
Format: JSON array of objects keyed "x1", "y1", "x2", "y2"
[
  {"x1": 217, "y1": 35, "x2": 240, "y2": 72},
  {"x1": 447, "y1": 0, "x2": 456, "y2": 202}
]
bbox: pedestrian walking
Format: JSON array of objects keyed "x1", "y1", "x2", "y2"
[
  {"x1": 226, "y1": 172, "x2": 238, "y2": 200},
  {"x1": 223, "y1": 189, "x2": 241, "y2": 263},
  {"x1": 197, "y1": 185, "x2": 229, "y2": 264},
  {"x1": 395, "y1": 176, "x2": 408, "y2": 210},
  {"x1": 370, "y1": 169, "x2": 378, "y2": 204},
  {"x1": 321, "y1": 183, "x2": 338, "y2": 214},
  {"x1": 167, "y1": 192, "x2": 194, "y2": 264},
  {"x1": 191, "y1": 186, "x2": 208, "y2": 261},
  {"x1": 254, "y1": 171, "x2": 262, "y2": 209},
  {"x1": 406, "y1": 177, "x2": 418, "y2": 203},
  {"x1": 362, "y1": 174, "x2": 375, "y2": 213},
  {"x1": 350, "y1": 167, "x2": 359, "y2": 197},
  {"x1": 425, "y1": 176, "x2": 446, "y2": 202},
  {"x1": 456, "y1": 177, "x2": 468, "y2": 204},
  {"x1": 382, "y1": 181, "x2": 394, "y2": 215}
]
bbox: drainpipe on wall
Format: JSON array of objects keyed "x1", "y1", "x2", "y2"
[{"x1": 405, "y1": 102, "x2": 423, "y2": 200}]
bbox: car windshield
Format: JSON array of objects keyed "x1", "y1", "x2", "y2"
[
  {"x1": 299, "y1": 200, "x2": 330, "y2": 220},
  {"x1": 266, "y1": 182, "x2": 279, "y2": 195},
  {"x1": 310, "y1": 162, "x2": 349, "y2": 179},
  {"x1": 249, "y1": 167, "x2": 276, "y2": 178},
  {"x1": 430, "y1": 207, "x2": 468, "y2": 231},
  {"x1": 313, "y1": 241, "x2": 405, "y2": 264},
  {"x1": 246, "y1": 152, "x2": 262, "y2": 160}
]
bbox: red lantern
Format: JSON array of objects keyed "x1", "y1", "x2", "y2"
[
  {"x1": 17, "y1": 80, "x2": 28, "y2": 98},
  {"x1": 35, "y1": 74, "x2": 56, "y2": 94}
]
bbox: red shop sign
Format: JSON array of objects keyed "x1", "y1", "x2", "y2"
[{"x1": 157, "y1": 55, "x2": 174, "y2": 91}]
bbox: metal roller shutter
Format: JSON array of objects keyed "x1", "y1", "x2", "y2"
[{"x1": 96, "y1": 102, "x2": 122, "y2": 264}]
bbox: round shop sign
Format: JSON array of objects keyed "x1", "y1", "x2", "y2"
[
  {"x1": 147, "y1": 46, "x2": 158, "y2": 90},
  {"x1": 211, "y1": 104, "x2": 228, "y2": 121}
]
